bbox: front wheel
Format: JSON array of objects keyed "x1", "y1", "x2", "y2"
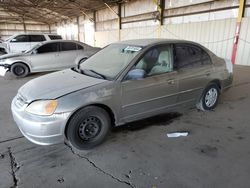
[
  {"x1": 11, "y1": 63, "x2": 29, "y2": 78},
  {"x1": 66, "y1": 106, "x2": 111, "y2": 150},
  {"x1": 197, "y1": 83, "x2": 220, "y2": 111}
]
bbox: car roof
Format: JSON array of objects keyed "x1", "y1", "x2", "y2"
[
  {"x1": 116, "y1": 38, "x2": 201, "y2": 47},
  {"x1": 40, "y1": 40, "x2": 82, "y2": 45},
  {"x1": 13, "y1": 33, "x2": 60, "y2": 36}
]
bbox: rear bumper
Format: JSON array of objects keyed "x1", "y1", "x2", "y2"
[{"x1": 222, "y1": 73, "x2": 233, "y2": 91}]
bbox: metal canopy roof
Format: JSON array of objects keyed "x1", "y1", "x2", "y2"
[{"x1": 0, "y1": 0, "x2": 123, "y2": 24}]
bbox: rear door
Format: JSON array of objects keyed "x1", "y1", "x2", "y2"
[
  {"x1": 8, "y1": 35, "x2": 30, "y2": 53},
  {"x1": 121, "y1": 44, "x2": 179, "y2": 123},
  {"x1": 174, "y1": 43, "x2": 214, "y2": 105},
  {"x1": 29, "y1": 42, "x2": 60, "y2": 71},
  {"x1": 56, "y1": 42, "x2": 80, "y2": 68}
]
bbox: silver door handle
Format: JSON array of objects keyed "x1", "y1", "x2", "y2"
[
  {"x1": 167, "y1": 79, "x2": 175, "y2": 84},
  {"x1": 205, "y1": 71, "x2": 211, "y2": 76}
]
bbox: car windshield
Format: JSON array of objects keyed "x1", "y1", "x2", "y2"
[
  {"x1": 24, "y1": 43, "x2": 43, "y2": 53},
  {"x1": 79, "y1": 44, "x2": 142, "y2": 79}
]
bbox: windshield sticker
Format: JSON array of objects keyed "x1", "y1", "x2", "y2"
[{"x1": 123, "y1": 46, "x2": 142, "y2": 53}]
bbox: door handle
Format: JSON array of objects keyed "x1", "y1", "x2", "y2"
[
  {"x1": 205, "y1": 71, "x2": 211, "y2": 76},
  {"x1": 167, "y1": 79, "x2": 175, "y2": 84}
]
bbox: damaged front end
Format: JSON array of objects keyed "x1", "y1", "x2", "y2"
[{"x1": 0, "y1": 60, "x2": 10, "y2": 76}]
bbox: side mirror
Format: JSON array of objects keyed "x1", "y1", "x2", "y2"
[
  {"x1": 125, "y1": 69, "x2": 146, "y2": 80},
  {"x1": 10, "y1": 38, "x2": 17, "y2": 42},
  {"x1": 32, "y1": 50, "x2": 37, "y2": 54},
  {"x1": 77, "y1": 57, "x2": 88, "y2": 69}
]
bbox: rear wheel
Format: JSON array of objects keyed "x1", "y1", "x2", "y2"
[
  {"x1": 66, "y1": 106, "x2": 111, "y2": 150},
  {"x1": 197, "y1": 83, "x2": 220, "y2": 111},
  {"x1": 11, "y1": 63, "x2": 29, "y2": 78}
]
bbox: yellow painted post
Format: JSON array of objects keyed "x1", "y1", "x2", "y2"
[
  {"x1": 152, "y1": 0, "x2": 163, "y2": 38},
  {"x1": 231, "y1": 0, "x2": 246, "y2": 64}
]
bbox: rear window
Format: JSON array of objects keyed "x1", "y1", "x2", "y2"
[
  {"x1": 61, "y1": 42, "x2": 77, "y2": 51},
  {"x1": 49, "y1": 35, "x2": 62, "y2": 40},
  {"x1": 77, "y1": 44, "x2": 84, "y2": 50},
  {"x1": 30, "y1": 35, "x2": 46, "y2": 42},
  {"x1": 174, "y1": 44, "x2": 211, "y2": 69}
]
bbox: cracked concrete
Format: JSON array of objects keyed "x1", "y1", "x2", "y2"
[
  {"x1": 0, "y1": 66, "x2": 250, "y2": 188},
  {"x1": 64, "y1": 141, "x2": 136, "y2": 188},
  {"x1": 8, "y1": 147, "x2": 20, "y2": 188}
]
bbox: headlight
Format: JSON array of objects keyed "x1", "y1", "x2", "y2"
[{"x1": 25, "y1": 100, "x2": 58, "y2": 116}]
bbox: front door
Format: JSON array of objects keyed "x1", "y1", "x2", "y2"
[
  {"x1": 8, "y1": 35, "x2": 30, "y2": 53},
  {"x1": 30, "y1": 42, "x2": 60, "y2": 71},
  {"x1": 120, "y1": 44, "x2": 179, "y2": 123}
]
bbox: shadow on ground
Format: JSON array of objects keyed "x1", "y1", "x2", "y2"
[{"x1": 112, "y1": 112, "x2": 182, "y2": 132}]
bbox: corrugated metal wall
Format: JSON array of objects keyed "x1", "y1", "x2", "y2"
[
  {"x1": 236, "y1": 17, "x2": 250, "y2": 66},
  {"x1": 95, "y1": 17, "x2": 250, "y2": 65},
  {"x1": 0, "y1": 22, "x2": 52, "y2": 40}
]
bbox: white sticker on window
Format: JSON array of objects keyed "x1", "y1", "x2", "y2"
[{"x1": 124, "y1": 46, "x2": 142, "y2": 52}]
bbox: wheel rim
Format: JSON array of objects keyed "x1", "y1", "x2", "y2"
[
  {"x1": 205, "y1": 88, "x2": 218, "y2": 107},
  {"x1": 14, "y1": 66, "x2": 25, "y2": 76},
  {"x1": 78, "y1": 116, "x2": 102, "y2": 141}
]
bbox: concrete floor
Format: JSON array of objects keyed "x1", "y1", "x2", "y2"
[{"x1": 0, "y1": 66, "x2": 250, "y2": 188}]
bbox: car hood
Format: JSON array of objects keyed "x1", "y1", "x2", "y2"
[
  {"x1": 0, "y1": 53, "x2": 27, "y2": 60},
  {"x1": 18, "y1": 69, "x2": 107, "y2": 102}
]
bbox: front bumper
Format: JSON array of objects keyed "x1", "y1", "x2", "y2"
[
  {"x1": 0, "y1": 63, "x2": 10, "y2": 69},
  {"x1": 11, "y1": 95, "x2": 70, "y2": 145}
]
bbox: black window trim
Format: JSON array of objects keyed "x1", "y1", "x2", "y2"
[{"x1": 48, "y1": 35, "x2": 62, "y2": 40}]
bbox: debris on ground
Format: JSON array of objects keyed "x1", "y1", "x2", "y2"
[{"x1": 167, "y1": 132, "x2": 189, "y2": 138}]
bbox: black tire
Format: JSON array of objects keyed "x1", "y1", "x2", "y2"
[
  {"x1": 11, "y1": 63, "x2": 29, "y2": 78},
  {"x1": 197, "y1": 83, "x2": 220, "y2": 111},
  {"x1": 66, "y1": 106, "x2": 111, "y2": 150}
]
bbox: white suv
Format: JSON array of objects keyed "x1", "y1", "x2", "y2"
[{"x1": 0, "y1": 33, "x2": 62, "y2": 54}]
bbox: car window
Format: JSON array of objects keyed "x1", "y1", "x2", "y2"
[
  {"x1": 30, "y1": 35, "x2": 46, "y2": 42},
  {"x1": 11, "y1": 35, "x2": 29, "y2": 42},
  {"x1": 174, "y1": 44, "x2": 211, "y2": 70},
  {"x1": 61, "y1": 42, "x2": 77, "y2": 51},
  {"x1": 134, "y1": 45, "x2": 173, "y2": 77},
  {"x1": 36, "y1": 43, "x2": 59, "y2": 54},
  {"x1": 201, "y1": 50, "x2": 212, "y2": 65},
  {"x1": 77, "y1": 44, "x2": 84, "y2": 50},
  {"x1": 48, "y1": 35, "x2": 62, "y2": 40}
]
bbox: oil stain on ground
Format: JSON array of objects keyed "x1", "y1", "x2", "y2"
[{"x1": 196, "y1": 145, "x2": 218, "y2": 157}]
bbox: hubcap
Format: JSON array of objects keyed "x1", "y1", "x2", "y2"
[
  {"x1": 78, "y1": 116, "x2": 101, "y2": 140},
  {"x1": 205, "y1": 88, "x2": 218, "y2": 107},
  {"x1": 14, "y1": 66, "x2": 25, "y2": 76}
]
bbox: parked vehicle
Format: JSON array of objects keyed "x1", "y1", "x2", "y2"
[
  {"x1": 0, "y1": 33, "x2": 62, "y2": 54},
  {"x1": 0, "y1": 40, "x2": 100, "y2": 77},
  {"x1": 11, "y1": 39, "x2": 233, "y2": 150}
]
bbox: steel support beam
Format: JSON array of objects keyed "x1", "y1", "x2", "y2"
[
  {"x1": 77, "y1": 16, "x2": 80, "y2": 41},
  {"x1": 23, "y1": 18, "x2": 27, "y2": 33},
  {"x1": 159, "y1": 0, "x2": 165, "y2": 25},
  {"x1": 104, "y1": 3, "x2": 121, "y2": 41}
]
